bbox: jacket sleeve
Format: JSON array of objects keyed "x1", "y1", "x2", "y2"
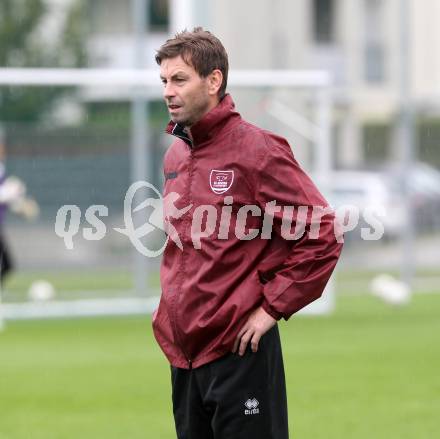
[{"x1": 255, "y1": 133, "x2": 343, "y2": 320}]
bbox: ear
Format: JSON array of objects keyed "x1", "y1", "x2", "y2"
[{"x1": 207, "y1": 69, "x2": 223, "y2": 96}]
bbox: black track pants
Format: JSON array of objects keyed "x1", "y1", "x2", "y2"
[{"x1": 171, "y1": 325, "x2": 289, "y2": 439}]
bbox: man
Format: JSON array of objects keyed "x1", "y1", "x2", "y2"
[{"x1": 153, "y1": 28, "x2": 343, "y2": 439}]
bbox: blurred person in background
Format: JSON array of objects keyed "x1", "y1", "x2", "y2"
[
  {"x1": 153, "y1": 28, "x2": 343, "y2": 439},
  {"x1": 0, "y1": 142, "x2": 13, "y2": 284},
  {"x1": 0, "y1": 141, "x2": 39, "y2": 286}
]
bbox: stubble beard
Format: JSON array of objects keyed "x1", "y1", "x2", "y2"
[{"x1": 174, "y1": 94, "x2": 211, "y2": 127}]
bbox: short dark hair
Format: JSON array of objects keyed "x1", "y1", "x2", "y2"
[{"x1": 155, "y1": 27, "x2": 229, "y2": 98}]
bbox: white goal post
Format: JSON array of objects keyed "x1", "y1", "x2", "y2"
[
  {"x1": 0, "y1": 67, "x2": 333, "y2": 324},
  {"x1": 0, "y1": 68, "x2": 330, "y2": 87}
]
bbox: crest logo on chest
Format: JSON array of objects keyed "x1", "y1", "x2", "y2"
[{"x1": 210, "y1": 169, "x2": 234, "y2": 194}]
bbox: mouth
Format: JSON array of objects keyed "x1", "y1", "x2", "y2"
[{"x1": 168, "y1": 104, "x2": 182, "y2": 111}]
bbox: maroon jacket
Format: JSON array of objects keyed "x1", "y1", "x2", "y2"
[{"x1": 152, "y1": 94, "x2": 343, "y2": 369}]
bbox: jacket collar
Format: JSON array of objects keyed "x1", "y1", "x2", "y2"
[{"x1": 165, "y1": 94, "x2": 240, "y2": 148}]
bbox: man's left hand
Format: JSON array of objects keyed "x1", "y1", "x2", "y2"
[{"x1": 232, "y1": 306, "x2": 276, "y2": 356}]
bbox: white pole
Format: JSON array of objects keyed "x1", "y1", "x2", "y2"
[
  {"x1": 0, "y1": 69, "x2": 330, "y2": 88},
  {"x1": 131, "y1": 0, "x2": 150, "y2": 297},
  {"x1": 297, "y1": 86, "x2": 334, "y2": 315},
  {"x1": 398, "y1": 0, "x2": 415, "y2": 288},
  {"x1": 312, "y1": 87, "x2": 335, "y2": 314},
  {"x1": 170, "y1": 0, "x2": 195, "y2": 34}
]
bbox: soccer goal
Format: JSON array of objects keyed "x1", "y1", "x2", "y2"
[{"x1": 0, "y1": 67, "x2": 334, "y2": 325}]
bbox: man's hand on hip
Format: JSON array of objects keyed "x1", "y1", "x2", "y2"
[{"x1": 232, "y1": 306, "x2": 277, "y2": 356}]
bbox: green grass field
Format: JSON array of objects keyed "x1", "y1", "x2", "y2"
[{"x1": 1, "y1": 293, "x2": 439, "y2": 439}]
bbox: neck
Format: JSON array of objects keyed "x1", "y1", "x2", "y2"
[{"x1": 188, "y1": 96, "x2": 220, "y2": 128}]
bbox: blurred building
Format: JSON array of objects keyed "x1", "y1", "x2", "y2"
[
  {"x1": 77, "y1": 0, "x2": 440, "y2": 169},
  {"x1": 201, "y1": 0, "x2": 440, "y2": 169},
  {"x1": 6, "y1": 0, "x2": 438, "y2": 170}
]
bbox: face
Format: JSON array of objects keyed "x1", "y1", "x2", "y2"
[{"x1": 160, "y1": 55, "x2": 221, "y2": 127}]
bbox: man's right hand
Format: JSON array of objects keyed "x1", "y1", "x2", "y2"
[{"x1": 232, "y1": 306, "x2": 276, "y2": 356}]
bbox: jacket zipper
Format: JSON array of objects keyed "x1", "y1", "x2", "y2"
[{"x1": 171, "y1": 142, "x2": 194, "y2": 370}]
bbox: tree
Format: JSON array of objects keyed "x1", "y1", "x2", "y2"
[{"x1": 0, "y1": 0, "x2": 88, "y2": 123}]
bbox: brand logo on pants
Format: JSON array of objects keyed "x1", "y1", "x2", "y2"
[{"x1": 244, "y1": 398, "x2": 260, "y2": 415}]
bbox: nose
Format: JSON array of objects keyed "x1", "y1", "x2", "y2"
[{"x1": 163, "y1": 82, "x2": 176, "y2": 100}]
